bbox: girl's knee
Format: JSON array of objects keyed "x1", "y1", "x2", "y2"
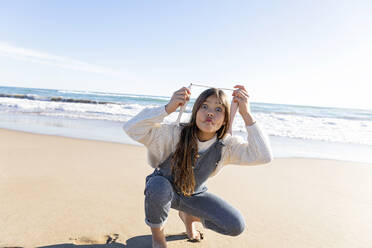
[
  {"x1": 226, "y1": 213, "x2": 246, "y2": 236},
  {"x1": 228, "y1": 218, "x2": 245, "y2": 236},
  {"x1": 145, "y1": 176, "x2": 173, "y2": 203},
  {"x1": 203, "y1": 211, "x2": 245, "y2": 236}
]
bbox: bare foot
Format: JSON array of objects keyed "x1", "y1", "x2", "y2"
[
  {"x1": 178, "y1": 211, "x2": 204, "y2": 241},
  {"x1": 151, "y1": 227, "x2": 167, "y2": 248}
]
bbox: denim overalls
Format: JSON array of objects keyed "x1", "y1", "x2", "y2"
[{"x1": 144, "y1": 139, "x2": 245, "y2": 236}]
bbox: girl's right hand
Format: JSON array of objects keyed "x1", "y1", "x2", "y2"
[{"x1": 165, "y1": 87, "x2": 191, "y2": 114}]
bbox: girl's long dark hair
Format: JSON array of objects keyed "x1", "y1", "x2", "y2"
[{"x1": 171, "y1": 88, "x2": 230, "y2": 196}]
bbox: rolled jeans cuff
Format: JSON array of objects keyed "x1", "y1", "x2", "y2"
[{"x1": 145, "y1": 218, "x2": 167, "y2": 228}]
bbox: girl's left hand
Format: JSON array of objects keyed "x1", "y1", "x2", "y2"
[
  {"x1": 232, "y1": 85, "x2": 255, "y2": 126},
  {"x1": 232, "y1": 85, "x2": 251, "y2": 115}
]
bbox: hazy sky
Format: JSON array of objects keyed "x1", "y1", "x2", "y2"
[{"x1": 1, "y1": 0, "x2": 371, "y2": 109}]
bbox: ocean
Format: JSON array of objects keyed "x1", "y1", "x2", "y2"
[{"x1": 1, "y1": 85, "x2": 371, "y2": 164}]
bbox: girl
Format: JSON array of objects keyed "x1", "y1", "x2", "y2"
[{"x1": 124, "y1": 85, "x2": 272, "y2": 248}]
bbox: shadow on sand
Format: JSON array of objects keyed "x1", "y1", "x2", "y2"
[{"x1": 11, "y1": 233, "x2": 189, "y2": 248}]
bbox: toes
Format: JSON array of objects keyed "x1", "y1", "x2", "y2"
[
  {"x1": 199, "y1": 231, "x2": 204, "y2": 240},
  {"x1": 187, "y1": 230, "x2": 204, "y2": 243}
]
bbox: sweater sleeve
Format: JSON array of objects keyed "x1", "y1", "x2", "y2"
[
  {"x1": 222, "y1": 122, "x2": 273, "y2": 166},
  {"x1": 123, "y1": 105, "x2": 180, "y2": 168}
]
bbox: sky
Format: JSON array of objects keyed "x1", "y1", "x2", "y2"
[{"x1": 0, "y1": 0, "x2": 371, "y2": 110}]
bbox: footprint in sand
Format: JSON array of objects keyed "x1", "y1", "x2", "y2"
[{"x1": 70, "y1": 233, "x2": 119, "y2": 244}]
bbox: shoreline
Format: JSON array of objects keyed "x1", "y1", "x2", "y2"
[
  {"x1": 1, "y1": 128, "x2": 372, "y2": 247},
  {"x1": 1, "y1": 126, "x2": 371, "y2": 165}
]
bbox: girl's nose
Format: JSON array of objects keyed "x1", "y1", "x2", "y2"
[{"x1": 207, "y1": 112, "x2": 213, "y2": 117}]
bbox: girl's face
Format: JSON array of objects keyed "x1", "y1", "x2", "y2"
[{"x1": 196, "y1": 95, "x2": 226, "y2": 141}]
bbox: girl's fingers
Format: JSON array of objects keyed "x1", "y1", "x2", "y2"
[
  {"x1": 167, "y1": 87, "x2": 190, "y2": 112},
  {"x1": 175, "y1": 97, "x2": 186, "y2": 103},
  {"x1": 240, "y1": 90, "x2": 250, "y2": 98},
  {"x1": 173, "y1": 90, "x2": 188, "y2": 100},
  {"x1": 233, "y1": 85, "x2": 248, "y2": 94},
  {"x1": 233, "y1": 96, "x2": 242, "y2": 103},
  {"x1": 175, "y1": 94, "x2": 190, "y2": 101},
  {"x1": 173, "y1": 95, "x2": 190, "y2": 104},
  {"x1": 177, "y1": 87, "x2": 191, "y2": 94},
  {"x1": 175, "y1": 89, "x2": 191, "y2": 97},
  {"x1": 234, "y1": 85, "x2": 246, "y2": 90},
  {"x1": 233, "y1": 89, "x2": 249, "y2": 99},
  {"x1": 181, "y1": 87, "x2": 191, "y2": 94},
  {"x1": 175, "y1": 91, "x2": 190, "y2": 97},
  {"x1": 175, "y1": 96, "x2": 188, "y2": 104}
]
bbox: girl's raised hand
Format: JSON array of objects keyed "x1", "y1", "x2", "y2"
[
  {"x1": 165, "y1": 87, "x2": 191, "y2": 114},
  {"x1": 232, "y1": 85, "x2": 255, "y2": 125},
  {"x1": 232, "y1": 85, "x2": 251, "y2": 114}
]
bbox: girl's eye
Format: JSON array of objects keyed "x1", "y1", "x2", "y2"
[
  {"x1": 201, "y1": 104, "x2": 208, "y2": 109},
  {"x1": 216, "y1": 107, "x2": 222, "y2": 112}
]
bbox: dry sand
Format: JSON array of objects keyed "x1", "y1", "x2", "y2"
[{"x1": 1, "y1": 128, "x2": 372, "y2": 248}]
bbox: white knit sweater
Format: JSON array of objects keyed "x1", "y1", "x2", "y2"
[{"x1": 123, "y1": 105, "x2": 273, "y2": 177}]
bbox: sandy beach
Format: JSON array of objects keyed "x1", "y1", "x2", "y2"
[{"x1": 1, "y1": 128, "x2": 372, "y2": 248}]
